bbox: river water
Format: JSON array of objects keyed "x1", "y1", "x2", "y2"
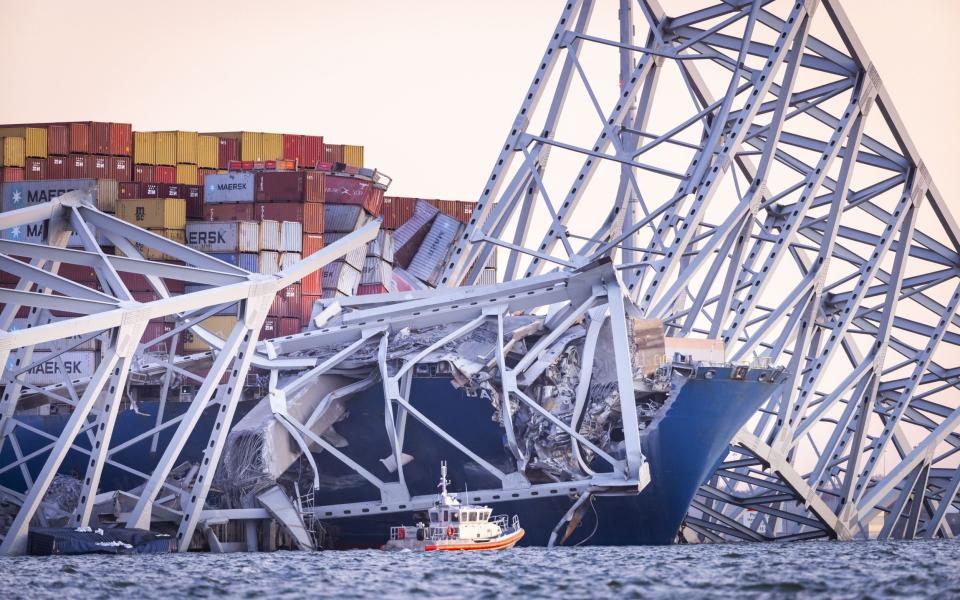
[{"x1": 1, "y1": 539, "x2": 957, "y2": 599}]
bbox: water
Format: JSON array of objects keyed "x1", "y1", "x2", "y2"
[{"x1": 1, "y1": 539, "x2": 958, "y2": 599}]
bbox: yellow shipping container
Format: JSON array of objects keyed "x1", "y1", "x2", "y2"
[
  {"x1": 183, "y1": 315, "x2": 238, "y2": 352},
  {"x1": 176, "y1": 163, "x2": 199, "y2": 185},
  {"x1": 1, "y1": 137, "x2": 25, "y2": 167},
  {"x1": 171, "y1": 131, "x2": 198, "y2": 164},
  {"x1": 262, "y1": 133, "x2": 283, "y2": 160},
  {"x1": 198, "y1": 135, "x2": 219, "y2": 169},
  {"x1": 241, "y1": 131, "x2": 263, "y2": 161},
  {"x1": 0, "y1": 127, "x2": 47, "y2": 159},
  {"x1": 133, "y1": 131, "x2": 157, "y2": 165},
  {"x1": 116, "y1": 198, "x2": 186, "y2": 230},
  {"x1": 155, "y1": 132, "x2": 177, "y2": 166},
  {"x1": 343, "y1": 144, "x2": 364, "y2": 168},
  {"x1": 119, "y1": 229, "x2": 185, "y2": 260}
]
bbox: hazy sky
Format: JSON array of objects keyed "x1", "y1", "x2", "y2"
[{"x1": 1, "y1": 0, "x2": 958, "y2": 205}]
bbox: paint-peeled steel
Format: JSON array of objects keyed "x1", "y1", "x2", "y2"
[
  {"x1": 271, "y1": 283, "x2": 301, "y2": 318},
  {"x1": 324, "y1": 204, "x2": 366, "y2": 232},
  {"x1": 280, "y1": 221, "x2": 303, "y2": 252},
  {"x1": 322, "y1": 261, "x2": 361, "y2": 295},
  {"x1": 155, "y1": 131, "x2": 177, "y2": 165},
  {"x1": 255, "y1": 171, "x2": 303, "y2": 202},
  {"x1": 47, "y1": 125, "x2": 69, "y2": 156},
  {"x1": 45, "y1": 156, "x2": 67, "y2": 179},
  {"x1": 343, "y1": 144, "x2": 364, "y2": 168},
  {"x1": 392, "y1": 200, "x2": 439, "y2": 268},
  {"x1": 406, "y1": 212, "x2": 462, "y2": 285},
  {"x1": 324, "y1": 232, "x2": 366, "y2": 270},
  {"x1": 116, "y1": 197, "x2": 186, "y2": 229},
  {"x1": 21, "y1": 351, "x2": 98, "y2": 386},
  {"x1": 69, "y1": 123, "x2": 89, "y2": 153},
  {"x1": 24, "y1": 158, "x2": 44, "y2": 180},
  {"x1": 203, "y1": 202, "x2": 254, "y2": 221},
  {"x1": 2, "y1": 137, "x2": 25, "y2": 167},
  {"x1": 198, "y1": 135, "x2": 218, "y2": 169},
  {"x1": 366, "y1": 229, "x2": 394, "y2": 263},
  {"x1": 204, "y1": 172, "x2": 255, "y2": 203},
  {"x1": 259, "y1": 250, "x2": 280, "y2": 275},
  {"x1": 360, "y1": 256, "x2": 392, "y2": 286},
  {"x1": 303, "y1": 171, "x2": 324, "y2": 202},
  {"x1": 259, "y1": 219, "x2": 280, "y2": 251}
]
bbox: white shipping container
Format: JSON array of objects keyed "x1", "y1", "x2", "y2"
[
  {"x1": 407, "y1": 213, "x2": 462, "y2": 286},
  {"x1": 366, "y1": 229, "x2": 394, "y2": 263},
  {"x1": 360, "y1": 257, "x2": 393, "y2": 286},
  {"x1": 259, "y1": 251, "x2": 280, "y2": 275},
  {"x1": 260, "y1": 219, "x2": 280, "y2": 251},
  {"x1": 10, "y1": 318, "x2": 104, "y2": 351},
  {"x1": 203, "y1": 172, "x2": 256, "y2": 203},
  {"x1": 322, "y1": 260, "x2": 361, "y2": 295},
  {"x1": 280, "y1": 221, "x2": 303, "y2": 252},
  {"x1": 16, "y1": 351, "x2": 98, "y2": 387},
  {"x1": 325, "y1": 232, "x2": 367, "y2": 270},
  {"x1": 279, "y1": 252, "x2": 301, "y2": 270},
  {"x1": 185, "y1": 220, "x2": 260, "y2": 253}
]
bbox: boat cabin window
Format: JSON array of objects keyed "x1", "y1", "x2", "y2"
[
  {"x1": 452, "y1": 511, "x2": 459, "y2": 521},
  {"x1": 443, "y1": 510, "x2": 449, "y2": 521}
]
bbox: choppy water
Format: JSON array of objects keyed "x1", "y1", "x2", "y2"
[{"x1": 1, "y1": 539, "x2": 958, "y2": 599}]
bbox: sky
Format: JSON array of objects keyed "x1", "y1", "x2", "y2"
[{"x1": 1, "y1": 0, "x2": 958, "y2": 204}]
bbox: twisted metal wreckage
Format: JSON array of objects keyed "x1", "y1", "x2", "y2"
[{"x1": 1, "y1": 0, "x2": 959, "y2": 553}]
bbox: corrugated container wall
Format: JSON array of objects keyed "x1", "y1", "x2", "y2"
[
  {"x1": 23, "y1": 351, "x2": 98, "y2": 386},
  {"x1": 204, "y1": 172, "x2": 255, "y2": 203},
  {"x1": 322, "y1": 261, "x2": 361, "y2": 295},
  {"x1": 241, "y1": 132, "x2": 263, "y2": 161},
  {"x1": 198, "y1": 135, "x2": 218, "y2": 169},
  {"x1": 96, "y1": 179, "x2": 118, "y2": 213},
  {"x1": 176, "y1": 163, "x2": 198, "y2": 184},
  {"x1": 303, "y1": 135, "x2": 323, "y2": 166},
  {"x1": 110, "y1": 123, "x2": 132, "y2": 156},
  {"x1": 155, "y1": 131, "x2": 177, "y2": 166},
  {"x1": 116, "y1": 198, "x2": 186, "y2": 229},
  {"x1": 90, "y1": 122, "x2": 111, "y2": 155},
  {"x1": 259, "y1": 251, "x2": 280, "y2": 275},
  {"x1": 218, "y1": 137, "x2": 238, "y2": 169},
  {"x1": 280, "y1": 221, "x2": 302, "y2": 252},
  {"x1": 324, "y1": 204, "x2": 367, "y2": 232},
  {"x1": 343, "y1": 144, "x2": 363, "y2": 168},
  {"x1": 259, "y1": 219, "x2": 280, "y2": 251},
  {"x1": 186, "y1": 221, "x2": 253, "y2": 253},
  {"x1": 24, "y1": 158, "x2": 43, "y2": 180},
  {"x1": 174, "y1": 131, "x2": 198, "y2": 164},
  {"x1": 2, "y1": 137, "x2": 25, "y2": 167},
  {"x1": 47, "y1": 125, "x2": 69, "y2": 156},
  {"x1": 69, "y1": 123, "x2": 89, "y2": 153},
  {"x1": 0, "y1": 127, "x2": 47, "y2": 158},
  {"x1": 279, "y1": 252, "x2": 300, "y2": 270},
  {"x1": 262, "y1": 133, "x2": 283, "y2": 160},
  {"x1": 406, "y1": 213, "x2": 462, "y2": 286},
  {"x1": 393, "y1": 200, "x2": 440, "y2": 268},
  {"x1": 324, "y1": 232, "x2": 366, "y2": 270},
  {"x1": 303, "y1": 171, "x2": 324, "y2": 203}
]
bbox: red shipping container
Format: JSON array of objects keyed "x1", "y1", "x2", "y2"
[
  {"x1": 324, "y1": 174, "x2": 382, "y2": 215},
  {"x1": 134, "y1": 164, "x2": 154, "y2": 182},
  {"x1": 58, "y1": 264, "x2": 98, "y2": 284},
  {"x1": 1, "y1": 167, "x2": 24, "y2": 182},
  {"x1": 67, "y1": 154, "x2": 87, "y2": 179},
  {"x1": 89, "y1": 155, "x2": 110, "y2": 179},
  {"x1": 109, "y1": 156, "x2": 131, "y2": 181},
  {"x1": 323, "y1": 144, "x2": 344, "y2": 163},
  {"x1": 69, "y1": 123, "x2": 90, "y2": 153},
  {"x1": 255, "y1": 171, "x2": 303, "y2": 202},
  {"x1": 259, "y1": 317, "x2": 279, "y2": 340},
  {"x1": 24, "y1": 158, "x2": 45, "y2": 180},
  {"x1": 186, "y1": 191, "x2": 202, "y2": 220},
  {"x1": 90, "y1": 122, "x2": 111, "y2": 155},
  {"x1": 357, "y1": 284, "x2": 389, "y2": 295},
  {"x1": 270, "y1": 283, "x2": 301, "y2": 318},
  {"x1": 304, "y1": 203, "x2": 324, "y2": 234},
  {"x1": 282, "y1": 134, "x2": 303, "y2": 162},
  {"x1": 154, "y1": 165, "x2": 176, "y2": 183},
  {"x1": 278, "y1": 317, "x2": 301, "y2": 337},
  {"x1": 110, "y1": 123, "x2": 132, "y2": 156},
  {"x1": 302, "y1": 135, "x2": 323, "y2": 167},
  {"x1": 302, "y1": 234, "x2": 324, "y2": 257},
  {"x1": 133, "y1": 291, "x2": 161, "y2": 304},
  {"x1": 302, "y1": 271, "x2": 322, "y2": 295},
  {"x1": 303, "y1": 171, "x2": 324, "y2": 203},
  {"x1": 202, "y1": 203, "x2": 255, "y2": 221},
  {"x1": 47, "y1": 125, "x2": 69, "y2": 156},
  {"x1": 255, "y1": 202, "x2": 303, "y2": 222},
  {"x1": 45, "y1": 156, "x2": 68, "y2": 179},
  {"x1": 158, "y1": 183, "x2": 182, "y2": 198},
  {"x1": 301, "y1": 294, "x2": 321, "y2": 325},
  {"x1": 119, "y1": 182, "x2": 139, "y2": 200},
  {"x1": 139, "y1": 182, "x2": 160, "y2": 197},
  {"x1": 141, "y1": 320, "x2": 175, "y2": 353},
  {"x1": 218, "y1": 137, "x2": 238, "y2": 169}
]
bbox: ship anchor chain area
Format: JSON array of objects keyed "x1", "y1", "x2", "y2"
[{"x1": 0, "y1": 0, "x2": 959, "y2": 556}]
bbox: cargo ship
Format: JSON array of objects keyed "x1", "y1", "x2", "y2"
[{"x1": 0, "y1": 121, "x2": 782, "y2": 547}]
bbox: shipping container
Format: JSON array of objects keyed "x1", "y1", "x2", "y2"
[
  {"x1": 198, "y1": 135, "x2": 218, "y2": 169},
  {"x1": 0, "y1": 127, "x2": 47, "y2": 159},
  {"x1": 154, "y1": 165, "x2": 176, "y2": 183},
  {"x1": 66, "y1": 154, "x2": 86, "y2": 178},
  {"x1": 304, "y1": 202, "x2": 324, "y2": 234},
  {"x1": 360, "y1": 256, "x2": 393, "y2": 286},
  {"x1": 116, "y1": 197, "x2": 186, "y2": 229},
  {"x1": 382, "y1": 196, "x2": 416, "y2": 229},
  {"x1": 367, "y1": 229, "x2": 394, "y2": 263},
  {"x1": 301, "y1": 294, "x2": 321, "y2": 325},
  {"x1": 271, "y1": 283, "x2": 301, "y2": 318},
  {"x1": 478, "y1": 267, "x2": 498, "y2": 286},
  {"x1": 89, "y1": 155, "x2": 110, "y2": 179},
  {"x1": 155, "y1": 131, "x2": 177, "y2": 165},
  {"x1": 278, "y1": 317, "x2": 300, "y2": 337},
  {"x1": 119, "y1": 181, "x2": 138, "y2": 200},
  {"x1": 110, "y1": 123, "x2": 132, "y2": 156},
  {"x1": 2, "y1": 179, "x2": 97, "y2": 211},
  {"x1": 2, "y1": 136, "x2": 25, "y2": 167},
  {"x1": 141, "y1": 320, "x2": 177, "y2": 353},
  {"x1": 259, "y1": 250, "x2": 280, "y2": 275},
  {"x1": 185, "y1": 221, "x2": 260, "y2": 253},
  {"x1": 280, "y1": 221, "x2": 302, "y2": 252},
  {"x1": 302, "y1": 135, "x2": 323, "y2": 167},
  {"x1": 357, "y1": 283, "x2": 389, "y2": 295},
  {"x1": 324, "y1": 173, "x2": 383, "y2": 215},
  {"x1": 217, "y1": 137, "x2": 238, "y2": 169},
  {"x1": 45, "y1": 156, "x2": 68, "y2": 179},
  {"x1": 393, "y1": 200, "x2": 440, "y2": 268},
  {"x1": 204, "y1": 172, "x2": 255, "y2": 203},
  {"x1": 0, "y1": 167, "x2": 24, "y2": 182},
  {"x1": 343, "y1": 144, "x2": 364, "y2": 168},
  {"x1": 95, "y1": 179, "x2": 118, "y2": 213},
  {"x1": 260, "y1": 220, "x2": 280, "y2": 251},
  {"x1": 133, "y1": 164, "x2": 154, "y2": 182},
  {"x1": 124, "y1": 229, "x2": 186, "y2": 260},
  {"x1": 324, "y1": 232, "x2": 367, "y2": 270},
  {"x1": 254, "y1": 202, "x2": 302, "y2": 222},
  {"x1": 282, "y1": 134, "x2": 303, "y2": 162},
  {"x1": 322, "y1": 260, "x2": 361, "y2": 295},
  {"x1": 303, "y1": 171, "x2": 324, "y2": 203},
  {"x1": 89, "y1": 122, "x2": 111, "y2": 155},
  {"x1": 69, "y1": 123, "x2": 90, "y2": 153},
  {"x1": 302, "y1": 233, "x2": 324, "y2": 256},
  {"x1": 24, "y1": 158, "x2": 44, "y2": 180},
  {"x1": 169, "y1": 131, "x2": 199, "y2": 164},
  {"x1": 324, "y1": 204, "x2": 367, "y2": 233},
  {"x1": 259, "y1": 316, "x2": 278, "y2": 340},
  {"x1": 109, "y1": 156, "x2": 131, "y2": 181},
  {"x1": 255, "y1": 171, "x2": 303, "y2": 202},
  {"x1": 21, "y1": 350, "x2": 98, "y2": 386},
  {"x1": 407, "y1": 213, "x2": 463, "y2": 286},
  {"x1": 203, "y1": 202, "x2": 255, "y2": 221},
  {"x1": 182, "y1": 315, "x2": 239, "y2": 352},
  {"x1": 279, "y1": 252, "x2": 301, "y2": 270},
  {"x1": 133, "y1": 131, "x2": 156, "y2": 164},
  {"x1": 262, "y1": 133, "x2": 283, "y2": 161},
  {"x1": 323, "y1": 144, "x2": 344, "y2": 163},
  {"x1": 176, "y1": 163, "x2": 198, "y2": 185},
  {"x1": 47, "y1": 125, "x2": 69, "y2": 156}
]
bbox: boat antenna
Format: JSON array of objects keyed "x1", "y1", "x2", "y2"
[{"x1": 439, "y1": 461, "x2": 450, "y2": 496}]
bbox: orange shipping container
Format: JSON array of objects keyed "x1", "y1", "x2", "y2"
[
  {"x1": 304, "y1": 171, "x2": 324, "y2": 203},
  {"x1": 304, "y1": 203, "x2": 324, "y2": 234}
]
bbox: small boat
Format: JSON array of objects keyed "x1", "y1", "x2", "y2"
[{"x1": 383, "y1": 462, "x2": 524, "y2": 551}]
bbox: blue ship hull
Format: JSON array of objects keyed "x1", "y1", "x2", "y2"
[{"x1": 0, "y1": 366, "x2": 776, "y2": 547}]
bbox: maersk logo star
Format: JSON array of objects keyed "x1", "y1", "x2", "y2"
[{"x1": 11, "y1": 190, "x2": 22, "y2": 207}]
